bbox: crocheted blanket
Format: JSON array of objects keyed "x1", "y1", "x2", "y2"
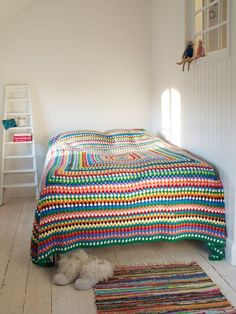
[{"x1": 31, "y1": 129, "x2": 226, "y2": 266}]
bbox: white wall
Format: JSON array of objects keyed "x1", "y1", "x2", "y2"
[
  {"x1": 0, "y1": 0, "x2": 152, "y2": 176},
  {"x1": 152, "y1": 0, "x2": 236, "y2": 265}
]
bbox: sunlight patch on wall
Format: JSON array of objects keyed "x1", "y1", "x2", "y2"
[{"x1": 161, "y1": 88, "x2": 181, "y2": 146}]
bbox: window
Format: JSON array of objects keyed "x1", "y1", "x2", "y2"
[
  {"x1": 161, "y1": 88, "x2": 181, "y2": 146},
  {"x1": 192, "y1": 0, "x2": 228, "y2": 54}
]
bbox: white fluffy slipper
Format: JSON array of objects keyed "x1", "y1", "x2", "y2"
[
  {"x1": 53, "y1": 250, "x2": 89, "y2": 286},
  {"x1": 74, "y1": 277, "x2": 96, "y2": 290},
  {"x1": 53, "y1": 250, "x2": 113, "y2": 289},
  {"x1": 74, "y1": 257, "x2": 114, "y2": 290},
  {"x1": 54, "y1": 273, "x2": 73, "y2": 286}
]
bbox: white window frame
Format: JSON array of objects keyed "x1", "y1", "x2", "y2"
[{"x1": 189, "y1": 0, "x2": 230, "y2": 59}]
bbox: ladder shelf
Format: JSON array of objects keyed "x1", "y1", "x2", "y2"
[
  {"x1": 5, "y1": 141, "x2": 34, "y2": 144},
  {"x1": 0, "y1": 85, "x2": 38, "y2": 205}
]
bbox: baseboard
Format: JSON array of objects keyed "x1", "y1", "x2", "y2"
[{"x1": 225, "y1": 239, "x2": 236, "y2": 265}]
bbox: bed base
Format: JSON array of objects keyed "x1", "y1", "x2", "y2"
[
  {"x1": 36, "y1": 239, "x2": 225, "y2": 267},
  {"x1": 52, "y1": 253, "x2": 60, "y2": 266},
  {"x1": 49, "y1": 241, "x2": 224, "y2": 265}
]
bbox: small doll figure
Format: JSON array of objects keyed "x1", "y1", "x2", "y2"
[
  {"x1": 177, "y1": 41, "x2": 194, "y2": 71},
  {"x1": 195, "y1": 39, "x2": 206, "y2": 58},
  {"x1": 182, "y1": 40, "x2": 194, "y2": 59}
]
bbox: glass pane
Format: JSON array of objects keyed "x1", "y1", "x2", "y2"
[
  {"x1": 195, "y1": 12, "x2": 203, "y2": 33},
  {"x1": 219, "y1": 24, "x2": 227, "y2": 49},
  {"x1": 203, "y1": 33, "x2": 208, "y2": 48},
  {"x1": 219, "y1": 0, "x2": 227, "y2": 22},
  {"x1": 207, "y1": 3, "x2": 219, "y2": 28},
  {"x1": 203, "y1": 0, "x2": 216, "y2": 6},
  {"x1": 207, "y1": 28, "x2": 218, "y2": 52},
  {"x1": 195, "y1": 11, "x2": 206, "y2": 33},
  {"x1": 194, "y1": 34, "x2": 203, "y2": 47},
  {"x1": 195, "y1": 0, "x2": 204, "y2": 11}
]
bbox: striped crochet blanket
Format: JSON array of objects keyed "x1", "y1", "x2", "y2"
[{"x1": 31, "y1": 129, "x2": 226, "y2": 266}]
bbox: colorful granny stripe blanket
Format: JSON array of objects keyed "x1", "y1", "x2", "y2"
[{"x1": 31, "y1": 129, "x2": 226, "y2": 266}]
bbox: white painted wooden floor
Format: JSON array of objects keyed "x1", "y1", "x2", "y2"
[{"x1": 0, "y1": 198, "x2": 235, "y2": 314}]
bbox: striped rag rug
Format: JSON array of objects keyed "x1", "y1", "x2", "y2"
[{"x1": 94, "y1": 262, "x2": 235, "y2": 313}]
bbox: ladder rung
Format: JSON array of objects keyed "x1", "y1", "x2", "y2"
[
  {"x1": 3, "y1": 169, "x2": 36, "y2": 174},
  {"x1": 6, "y1": 85, "x2": 29, "y2": 88},
  {"x1": 7, "y1": 98, "x2": 29, "y2": 101},
  {"x1": 5, "y1": 141, "x2": 33, "y2": 145},
  {"x1": 7, "y1": 127, "x2": 32, "y2": 130},
  {"x1": 4, "y1": 155, "x2": 35, "y2": 159},
  {"x1": 2, "y1": 183, "x2": 37, "y2": 188},
  {"x1": 6, "y1": 112, "x2": 31, "y2": 116}
]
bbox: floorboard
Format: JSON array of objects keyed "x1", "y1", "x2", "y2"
[
  {"x1": 0, "y1": 200, "x2": 23, "y2": 289},
  {"x1": 0, "y1": 198, "x2": 235, "y2": 314},
  {"x1": 0, "y1": 199, "x2": 32, "y2": 314}
]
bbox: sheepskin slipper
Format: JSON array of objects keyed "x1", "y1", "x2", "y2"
[
  {"x1": 75, "y1": 257, "x2": 114, "y2": 291},
  {"x1": 74, "y1": 278, "x2": 96, "y2": 291},
  {"x1": 53, "y1": 250, "x2": 89, "y2": 285},
  {"x1": 53, "y1": 250, "x2": 113, "y2": 290}
]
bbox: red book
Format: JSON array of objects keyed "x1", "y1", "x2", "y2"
[
  {"x1": 13, "y1": 133, "x2": 32, "y2": 142},
  {"x1": 13, "y1": 138, "x2": 32, "y2": 142}
]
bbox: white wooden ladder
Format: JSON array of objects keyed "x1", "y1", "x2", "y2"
[{"x1": 0, "y1": 85, "x2": 38, "y2": 205}]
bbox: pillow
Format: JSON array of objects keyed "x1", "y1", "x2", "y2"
[{"x1": 105, "y1": 128, "x2": 149, "y2": 137}]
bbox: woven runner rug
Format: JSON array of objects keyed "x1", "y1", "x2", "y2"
[{"x1": 94, "y1": 262, "x2": 235, "y2": 313}]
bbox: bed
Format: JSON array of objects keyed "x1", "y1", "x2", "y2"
[{"x1": 31, "y1": 129, "x2": 226, "y2": 266}]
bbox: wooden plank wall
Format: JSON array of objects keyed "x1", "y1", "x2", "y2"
[{"x1": 151, "y1": 0, "x2": 235, "y2": 263}]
